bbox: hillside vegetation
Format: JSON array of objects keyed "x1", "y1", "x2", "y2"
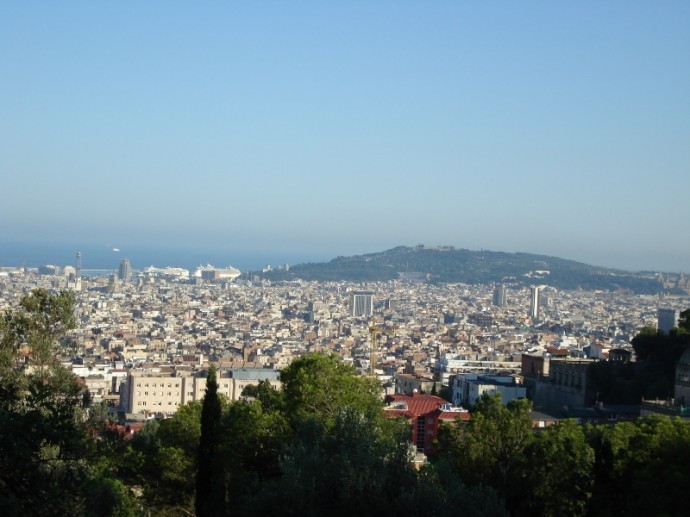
[{"x1": 263, "y1": 245, "x2": 663, "y2": 293}]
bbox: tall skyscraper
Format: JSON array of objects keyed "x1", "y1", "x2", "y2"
[
  {"x1": 658, "y1": 308, "x2": 679, "y2": 334},
  {"x1": 493, "y1": 284, "x2": 507, "y2": 307},
  {"x1": 529, "y1": 286, "x2": 540, "y2": 320},
  {"x1": 118, "y1": 258, "x2": 132, "y2": 283},
  {"x1": 350, "y1": 290, "x2": 374, "y2": 317}
]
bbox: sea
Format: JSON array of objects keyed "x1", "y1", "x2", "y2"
[{"x1": 0, "y1": 241, "x2": 331, "y2": 275}]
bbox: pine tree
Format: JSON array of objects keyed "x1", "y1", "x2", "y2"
[{"x1": 195, "y1": 364, "x2": 225, "y2": 516}]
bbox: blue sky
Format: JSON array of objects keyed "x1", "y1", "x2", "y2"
[{"x1": 1, "y1": 1, "x2": 689, "y2": 272}]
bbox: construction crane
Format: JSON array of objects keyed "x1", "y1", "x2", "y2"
[{"x1": 369, "y1": 323, "x2": 394, "y2": 377}]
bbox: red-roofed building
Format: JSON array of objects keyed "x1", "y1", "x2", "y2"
[{"x1": 383, "y1": 393, "x2": 470, "y2": 456}]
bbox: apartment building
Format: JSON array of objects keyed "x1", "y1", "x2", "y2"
[{"x1": 124, "y1": 367, "x2": 280, "y2": 415}]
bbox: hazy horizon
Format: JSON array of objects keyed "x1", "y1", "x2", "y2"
[
  {"x1": 1, "y1": 238, "x2": 687, "y2": 275},
  {"x1": 2, "y1": 2, "x2": 688, "y2": 273}
]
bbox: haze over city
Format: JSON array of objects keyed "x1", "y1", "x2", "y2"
[{"x1": 1, "y1": 2, "x2": 688, "y2": 272}]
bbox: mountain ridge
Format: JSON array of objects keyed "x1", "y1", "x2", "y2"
[{"x1": 260, "y1": 245, "x2": 667, "y2": 294}]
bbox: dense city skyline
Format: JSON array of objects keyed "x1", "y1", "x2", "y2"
[{"x1": 2, "y1": 2, "x2": 689, "y2": 272}]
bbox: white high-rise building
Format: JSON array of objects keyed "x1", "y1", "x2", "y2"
[
  {"x1": 350, "y1": 290, "x2": 374, "y2": 317},
  {"x1": 529, "y1": 286, "x2": 540, "y2": 320}
]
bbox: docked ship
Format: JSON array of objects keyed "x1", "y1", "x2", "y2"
[
  {"x1": 143, "y1": 266, "x2": 190, "y2": 279},
  {"x1": 192, "y1": 264, "x2": 241, "y2": 282}
]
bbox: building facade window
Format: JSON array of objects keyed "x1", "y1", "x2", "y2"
[{"x1": 416, "y1": 417, "x2": 426, "y2": 450}]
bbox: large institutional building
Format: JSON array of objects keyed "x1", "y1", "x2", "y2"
[{"x1": 123, "y1": 367, "x2": 280, "y2": 415}]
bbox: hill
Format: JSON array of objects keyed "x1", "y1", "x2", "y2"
[{"x1": 259, "y1": 245, "x2": 663, "y2": 293}]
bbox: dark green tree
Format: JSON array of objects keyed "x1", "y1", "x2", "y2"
[
  {"x1": 217, "y1": 397, "x2": 289, "y2": 510},
  {"x1": 279, "y1": 353, "x2": 382, "y2": 427},
  {"x1": 436, "y1": 393, "x2": 534, "y2": 512},
  {"x1": 678, "y1": 308, "x2": 690, "y2": 332},
  {"x1": 438, "y1": 384, "x2": 453, "y2": 403},
  {"x1": 195, "y1": 365, "x2": 225, "y2": 517},
  {"x1": 251, "y1": 407, "x2": 417, "y2": 517},
  {"x1": 126, "y1": 402, "x2": 202, "y2": 513},
  {"x1": 587, "y1": 416, "x2": 690, "y2": 516},
  {"x1": 241, "y1": 378, "x2": 283, "y2": 412},
  {"x1": 398, "y1": 459, "x2": 508, "y2": 517},
  {"x1": 631, "y1": 326, "x2": 690, "y2": 399},
  {"x1": 0, "y1": 289, "x2": 131, "y2": 515},
  {"x1": 0, "y1": 288, "x2": 76, "y2": 370},
  {"x1": 518, "y1": 419, "x2": 594, "y2": 516}
]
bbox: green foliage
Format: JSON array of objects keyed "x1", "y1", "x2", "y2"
[
  {"x1": 399, "y1": 459, "x2": 508, "y2": 517},
  {"x1": 1, "y1": 288, "x2": 76, "y2": 369},
  {"x1": 439, "y1": 393, "x2": 533, "y2": 485},
  {"x1": 195, "y1": 365, "x2": 225, "y2": 517},
  {"x1": 241, "y1": 378, "x2": 283, "y2": 412},
  {"x1": 280, "y1": 353, "x2": 382, "y2": 426},
  {"x1": 125, "y1": 404, "x2": 203, "y2": 512},
  {"x1": 0, "y1": 289, "x2": 132, "y2": 516},
  {"x1": 84, "y1": 477, "x2": 137, "y2": 517},
  {"x1": 263, "y1": 246, "x2": 664, "y2": 293},
  {"x1": 587, "y1": 360, "x2": 643, "y2": 404},
  {"x1": 518, "y1": 420, "x2": 594, "y2": 516},
  {"x1": 589, "y1": 321, "x2": 690, "y2": 405},
  {"x1": 587, "y1": 416, "x2": 690, "y2": 516},
  {"x1": 10, "y1": 296, "x2": 690, "y2": 517},
  {"x1": 216, "y1": 398, "x2": 289, "y2": 509},
  {"x1": 436, "y1": 393, "x2": 534, "y2": 512},
  {"x1": 630, "y1": 327, "x2": 690, "y2": 399},
  {"x1": 679, "y1": 308, "x2": 690, "y2": 332},
  {"x1": 251, "y1": 407, "x2": 419, "y2": 516},
  {"x1": 437, "y1": 384, "x2": 453, "y2": 403},
  {"x1": 125, "y1": 353, "x2": 501, "y2": 516},
  {"x1": 158, "y1": 401, "x2": 202, "y2": 457}
]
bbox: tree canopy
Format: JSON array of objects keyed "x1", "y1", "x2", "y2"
[
  {"x1": 279, "y1": 353, "x2": 382, "y2": 426},
  {"x1": 0, "y1": 289, "x2": 135, "y2": 515}
]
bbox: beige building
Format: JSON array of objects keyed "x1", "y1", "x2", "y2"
[
  {"x1": 394, "y1": 372, "x2": 436, "y2": 395},
  {"x1": 124, "y1": 367, "x2": 280, "y2": 415}
]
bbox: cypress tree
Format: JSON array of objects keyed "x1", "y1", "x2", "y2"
[{"x1": 195, "y1": 364, "x2": 225, "y2": 516}]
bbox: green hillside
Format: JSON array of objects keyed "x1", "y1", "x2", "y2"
[{"x1": 261, "y1": 245, "x2": 662, "y2": 293}]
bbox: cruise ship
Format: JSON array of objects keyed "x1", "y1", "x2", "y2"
[
  {"x1": 192, "y1": 264, "x2": 241, "y2": 282},
  {"x1": 143, "y1": 266, "x2": 190, "y2": 279}
]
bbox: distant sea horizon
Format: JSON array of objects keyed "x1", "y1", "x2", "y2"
[
  {"x1": 2, "y1": 240, "x2": 687, "y2": 276},
  {"x1": 0, "y1": 241, "x2": 333, "y2": 273}
]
